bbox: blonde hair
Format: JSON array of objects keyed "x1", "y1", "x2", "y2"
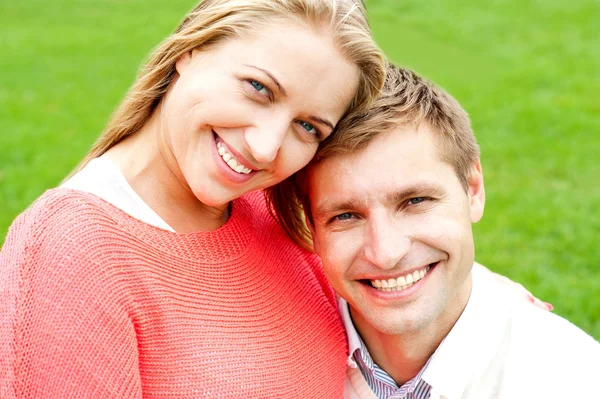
[
  {"x1": 286, "y1": 63, "x2": 480, "y2": 248},
  {"x1": 72, "y1": 0, "x2": 385, "y2": 175}
]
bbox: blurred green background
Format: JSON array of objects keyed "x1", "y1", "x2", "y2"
[{"x1": 1, "y1": 0, "x2": 598, "y2": 339}]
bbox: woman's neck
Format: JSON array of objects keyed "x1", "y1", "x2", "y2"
[{"x1": 103, "y1": 115, "x2": 230, "y2": 233}]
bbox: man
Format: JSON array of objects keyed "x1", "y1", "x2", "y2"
[{"x1": 300, "y1": 65, "x2": 600, "y2": 398}]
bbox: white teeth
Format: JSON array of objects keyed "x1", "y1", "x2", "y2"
[
  {"x1": 227, "y1": 158, "x2": 238, "y2": 169},
  {"x1": 216, "y1": 140, "x2": 252, "y2": 175},
  {"x1": 370, "y1": 265, "x2": 432, "y2": 293}
]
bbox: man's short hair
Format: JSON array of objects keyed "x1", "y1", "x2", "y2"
[{"x1": 316, "y1": 63, "x2": 480, "y2": 190}]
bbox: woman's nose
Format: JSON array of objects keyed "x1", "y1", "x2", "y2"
[{"x1": 244, "y1": 118, "x2": 290, "y2": 164}]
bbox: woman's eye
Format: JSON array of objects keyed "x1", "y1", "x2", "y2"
[
  {"x1": 408, "y1": 197, "x2": 426, "y2": 205},
  {"x1": 299, "y1": 121, "x2": 317, "y2": 135},
  {"x1": 250, "y1": 80, "x2": 269, "y2": 96}
]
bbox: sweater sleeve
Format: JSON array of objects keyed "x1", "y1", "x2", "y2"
[{"x1": 0, "y1": 207, "x2": 143, "y2": 398}]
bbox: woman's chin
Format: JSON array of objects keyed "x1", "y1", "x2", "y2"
[{"x1": 193, "y1": 191, "x2": 236, "y2": 209}]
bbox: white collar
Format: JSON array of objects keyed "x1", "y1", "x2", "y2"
[
  {"x1": 338, "y1": 296, "x2": 363, "y2": 369},
  {"x1": 61, "y1": 157, "x2": 175, "y2": 232},
  {"x1": 338, "y1": 265, "x2": 509, "y2": 399}
]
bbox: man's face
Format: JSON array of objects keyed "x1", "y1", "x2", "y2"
[{"x1": 307, "y1": 123, "x2": 485, "y2": 337}]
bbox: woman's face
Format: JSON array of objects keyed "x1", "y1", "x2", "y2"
[{"x1": 161, "y1": 21, "x2": 360, "y2": 207}]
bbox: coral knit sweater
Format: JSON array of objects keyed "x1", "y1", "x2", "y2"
[{"x1": 0, "y1": 189, "x2": 348, "y2": 398}]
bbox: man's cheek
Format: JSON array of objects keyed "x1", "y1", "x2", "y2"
[{"x1": 321, "y1": 244, "x2": 347, "y2": 277}]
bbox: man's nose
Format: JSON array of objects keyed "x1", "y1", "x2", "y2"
[
  {"x1": 362, "y1": 217, "x2": 411, "y2": 270},
  {"x1": 244, "y1": 117, "x2": 290, "y2": 164}
]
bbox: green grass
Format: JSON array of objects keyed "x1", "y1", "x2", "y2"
[{"x1": 1, "y1": 0, "x2": 598, "y2": 339}]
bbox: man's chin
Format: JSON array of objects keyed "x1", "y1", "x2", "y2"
[{"x1": 352, "y1": 304, "x2": 433, "y2": 337}]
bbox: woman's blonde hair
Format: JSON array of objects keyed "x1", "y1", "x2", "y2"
[{"x1": 73, "y1": 0, "x2": 385, "y2": 175}]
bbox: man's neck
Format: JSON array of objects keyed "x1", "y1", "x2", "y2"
[{"x1": 352, "y1": 275, "x2": 473, "y2": 386}]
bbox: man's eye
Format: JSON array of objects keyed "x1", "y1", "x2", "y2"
[
  {"x1": 334, "y1": 213, "x2": 354, "y2": 221},
  {"x1": 408, "y1": 197, "x2": 426, "y2": 205}
]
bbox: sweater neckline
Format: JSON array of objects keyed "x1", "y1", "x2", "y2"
[{"x1": 51, "y1": 188, "x2": 258, "y2": 262}]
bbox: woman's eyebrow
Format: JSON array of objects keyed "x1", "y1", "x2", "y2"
[
  {"x1": 244, "y1": 64, "x2": 335, "y2": 130},
  {"x1": 307, "y1": 115, "x2": 334, "y2": 131},
  {"x1": 244, "y1": 64, "x2": 287, "y2": 96}
]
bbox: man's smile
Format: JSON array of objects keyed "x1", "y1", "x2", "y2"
[{"x1": 367, "y1": 262, "x2": 439, "y2": 292}]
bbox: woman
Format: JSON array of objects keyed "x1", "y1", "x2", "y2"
[{"x1": 0, "y1": 0, "x2": 385, "y2": 398}]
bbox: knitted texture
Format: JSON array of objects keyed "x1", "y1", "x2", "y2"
[{"x1": 0, "y1": 189, "x2": 348, "y2": 398}]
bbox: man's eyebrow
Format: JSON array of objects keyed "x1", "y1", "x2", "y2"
[
  {"x1": 244, "y1": 64, "x2": 287, "y2": 96},
  {"x1": 386, "y1": 183, "x2": 446, "y2": 203},
  {"x1": 314, "y1": 183, "x2": 446, "y2": 217},
  {"x1": 314, "y1": 198, "x2": 366, "y2": 218}
]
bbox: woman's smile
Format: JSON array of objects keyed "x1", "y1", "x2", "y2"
[{"x1": 212, "y1": 132, "x2": 258, "y2": 184}]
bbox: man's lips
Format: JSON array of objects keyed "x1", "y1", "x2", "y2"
[{"x1": 359, "y1": 262, "x2": 440, "y2": 292}]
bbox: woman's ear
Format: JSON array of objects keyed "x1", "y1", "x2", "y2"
[
  {"x1": 467, "y1": 160, "x2": 486, "y2": 223},
  {"x1": 175, "y1": 50, "x2": 194, "y2": 75}
]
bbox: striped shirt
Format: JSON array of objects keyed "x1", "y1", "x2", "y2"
[
  {"x1": 340, "y1": 299, "x2": 432, "y2": 399},
  {"x1": 352, "y1": 335, "x2": 433, "y2": 399}
]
